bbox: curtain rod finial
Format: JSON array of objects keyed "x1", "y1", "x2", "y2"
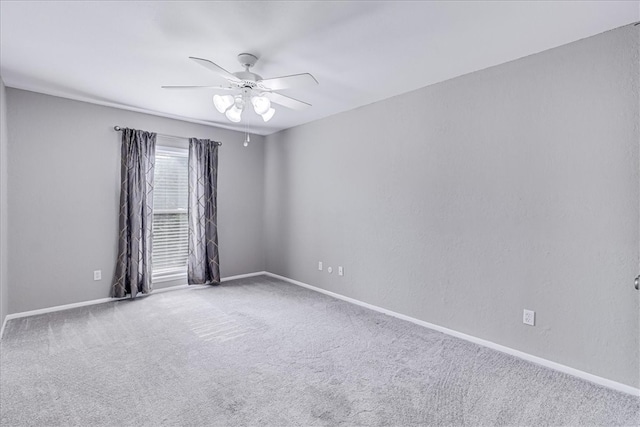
[{"x1": 114, "y1": 126, "x2": 122, "y2": 131}]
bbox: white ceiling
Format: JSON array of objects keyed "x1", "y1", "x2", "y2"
[{"x1": 1, "y1": 1, "x2": 638, "y2": 136}]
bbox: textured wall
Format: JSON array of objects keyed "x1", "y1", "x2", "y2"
[
  {"x1": 264, "y1": 26, "x2": 640, "y2": 387},
  {"x1": 0, "y1": 77, "x2": 8, "y2": 326},
  {"x1": 6, "y1": 89, "x2": 265, "y2": 313}
]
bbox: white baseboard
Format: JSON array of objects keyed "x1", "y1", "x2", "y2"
[
  {"x1": 221, "y1": 271, "x2": 267, "y2": 282},
  {"x1": 264, "y1": 272, "x2": 640, "y2": 397},
  {"x1": 0, "y1": 296, "x2": 125, "y2": 340},
  {"x1": 0, "y1": 271, "x2": 266, "y2": 339}
]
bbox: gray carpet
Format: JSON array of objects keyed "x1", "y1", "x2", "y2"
[{"x1": 1, "y1": 275, "x2": 638, "y2": 426}]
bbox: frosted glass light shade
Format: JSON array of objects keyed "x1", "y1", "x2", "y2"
[
  {"x1": 225, "y1": 105, "x2": 243, "y2": 122},
  {"x1": 213, "y1": 94, "x2": 234, "y2": 113},
  {"x1": 261, "y1": 108, "x2": 275, "y2": 122},
  {"x1": 251, "y1": 96, "x2": 271, "y2": 115}
]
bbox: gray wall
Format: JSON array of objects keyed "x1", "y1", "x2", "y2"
[
  {"x1": 0, "y1": 77, "x2": 8, "y2": 326},
  {"x1": 7, "y1": 89, "x2": 265, "y2": 314},
  {"x1": 264, "y1": 25, "x2": 639, "y2": 387}
]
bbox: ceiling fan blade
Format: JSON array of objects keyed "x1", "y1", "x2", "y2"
[
  {"x1": 161, "y1": 85, "x2": 235, "y2": 90},
  {"x1": 258, "y1": 73, "x2": 318, "y2": 91},
  {"x1": 264, "y1": 91, "x2": 311, "y2": 110},
  {"x1": 189, "y1": 57, "x2": 241, "y2": 83}
]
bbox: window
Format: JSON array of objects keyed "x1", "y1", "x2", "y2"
[{"x1": 152, "y1": 146, "x2": 188, "y2": 282}]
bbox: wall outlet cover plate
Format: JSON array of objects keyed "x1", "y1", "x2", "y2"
[{"x1": 523, "y1": 309, "x2": 535, "y2": 326}]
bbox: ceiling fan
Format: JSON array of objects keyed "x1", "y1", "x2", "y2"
[{"x1": 162, "y1": 53, "x2": 318, "y2": 123}]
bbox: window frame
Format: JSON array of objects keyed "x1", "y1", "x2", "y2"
[{"x1": 152, "y1": 144, "x2": 189, "y2": 284}]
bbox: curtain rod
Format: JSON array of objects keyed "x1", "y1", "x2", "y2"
[{"x1": 113, "y1": 126, "x2": 222, "y2": 146}]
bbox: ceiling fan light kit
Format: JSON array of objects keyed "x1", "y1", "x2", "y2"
[
  {"x1": 261, "y1": 107, "x2": 275, "y2": 122},
  {"x1": 225, "y1": 102, "x2": 243, "y2": 123},
  {"x1": 163, "y1": 52, "x2": 318, "y2": 126},
  {"x1": 251, "y1": 96, "x2": 271, "y2": 115},
  {"x1": 213, "y1": 94, "x2": 234, "y2": 113},
  {"x1": 213, "y1": 92, "x2": 274, "y2": 122}
]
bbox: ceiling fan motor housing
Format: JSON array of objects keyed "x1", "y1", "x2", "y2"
[
  {"x1": 234, "y1": 53, "x2": 263, "y2": 88},
  {"x1": 233, "y1": 71, "x2": 262, "y2": 88}
]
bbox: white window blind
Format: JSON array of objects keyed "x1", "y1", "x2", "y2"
[{"x1": 152, "y1": 146, "x2": 189, "y2": 281}]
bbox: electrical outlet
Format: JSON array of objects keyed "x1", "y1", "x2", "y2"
[
  {"x1": 93, "y1": 270, "x2": 102, "y2": 281},
  {"x1": 523, "y1": 309, "x2": 535, "y2": 326},
  {"x1": 318, "y1": 261, "x2": 323, "y2": 271},
  {"x1": 338, "y1": 266, "x2": 344, "y2": 276}
]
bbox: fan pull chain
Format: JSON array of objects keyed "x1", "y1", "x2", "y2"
[{"x1": 244, "y1": 107, "x2": 250, "y2": 147}]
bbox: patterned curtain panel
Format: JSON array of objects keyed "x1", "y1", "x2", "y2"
[
  {"x1": 188, "y1": 138, "x2": 220, "y2": 285},
  {"x1": 113, "y1": 128, "x2": 156, "y2": 298}
]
